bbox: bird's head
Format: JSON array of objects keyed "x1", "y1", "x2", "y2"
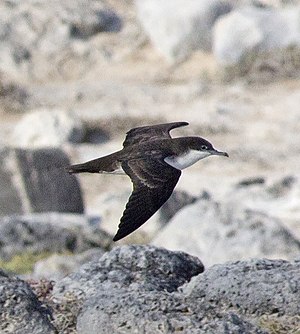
[{"x1": 188, "y1": 137, "x2": 229, "y2": 158}]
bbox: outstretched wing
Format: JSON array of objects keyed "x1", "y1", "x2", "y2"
[
  {"x1": 113, "y1": 158, "x2": 181, "y2": 241},
  {"x1": 122, "y1": 121, "x2": 189, "y2": 148}
]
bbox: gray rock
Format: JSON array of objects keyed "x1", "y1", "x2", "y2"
[
  {"x1": 135, "y1": 0, "x2": 232, "y2": 62},
  {"x1": 152, "y1": 197, "x2": 300, "y2": 266},
  {"x1": 77, "y1": 289, "x2": 265, "y2": 334},
  {"x1": 33, "y1": 248, "x2": 105, "y2": 280},
  {"x1": 14, "y1": 148, "x2": 84, "y2": 213},
  {"x1": 213, "y1": 6, "x2": 300, "y2": 65},
  {"x1": 0, "y1": 213, "x2": 111, "y2": 260},
  {"x1": 12, "y1": 109, "x2": 85, "y2": 148},
  {"x1": 69, "y1": 8, "x2": 122, "y2": 38},
  {"x1": 53, "y1": 245, "x2": 204, "y2": 300},
  {"x1": 182, "y1": 258, "x2": 300, "y2": 316},
  {"x1": 0, "y1": 147, "x2": 84, "y2": 215},
  {"x1": 0, "y1": 271, "x2": 56, "y2": 334},
  {"x1": 0, "y1": 148, "x2": 24, "y2": 215}
]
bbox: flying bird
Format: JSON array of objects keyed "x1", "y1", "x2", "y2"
[{"x1": 67, "y1": 122, "x2": 228, "y2": 241}]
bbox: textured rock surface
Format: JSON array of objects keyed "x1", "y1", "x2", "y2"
[
  {"x1": 136, "y1": 0, "x2": 232, "y2": 61},
  {"x1": 0, "y1": 213, "x2": 111, "y2": 260},
  {"x1": 0, "y1": 270, "x2": 56, "y2": 334},
  {"x1": 182, "y1": 258, "x2": 300, "y2": 316},
  {"x1": 12, "y1": 109, "x2": 85, "y2": 148},
  {"x1": 77, "y1": 289, "x2": 266, "y2": 334},
  {"x1": 52, "y1": 245, "x2": 204, "y2": 300},
  {"x1": 152, "y1": 197, "x2": 300, "y2": 266}
]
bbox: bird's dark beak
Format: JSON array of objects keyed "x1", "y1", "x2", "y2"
[{"x1": 212, "y1": 149, "x2": 229, "y2": 157}]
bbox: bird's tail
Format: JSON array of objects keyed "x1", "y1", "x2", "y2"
[{"x1": 66, "y1": 152, "x2": 122, "y2": 175}]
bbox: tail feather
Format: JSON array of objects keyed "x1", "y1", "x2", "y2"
[
  {"x1": 66, "y1": 152, "x2": 122, "y2": 175},
  {"x1": 66, "y1": 162, "x2": 99, "y2": 174}
]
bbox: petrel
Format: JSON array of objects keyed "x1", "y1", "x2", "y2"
[{"x1": 67, "y1": 122, "x2": 228, "y2": 241}]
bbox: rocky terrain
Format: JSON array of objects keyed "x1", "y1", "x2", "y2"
[{"x1": 1, "y1": 0, "x2": 300, "y2": 333}]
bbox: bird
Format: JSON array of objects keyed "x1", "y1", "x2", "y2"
[{"x1": 66, "y1": 121, "x2": 228, "y2": 241}]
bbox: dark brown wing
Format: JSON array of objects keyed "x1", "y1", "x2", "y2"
[
  {"x1": 113, "y1": 158, "x2": 181, "y2": 241},
  {"x1": 122, "y1": 121, "x2": 189, "y2": 148}
]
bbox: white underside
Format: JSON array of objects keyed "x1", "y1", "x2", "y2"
[
  {"x1": 164, "y1": 149, "x2": 211, "y2": 170},
  {"x1": 99, "y1": 167, "x2": 126, "y2": 175}
]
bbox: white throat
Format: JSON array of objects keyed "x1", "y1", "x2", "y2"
[{"x1": 164, "y1": 149, "x2": 211, "y2": 170}]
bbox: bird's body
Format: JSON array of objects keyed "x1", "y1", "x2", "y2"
[{"x1": 67, "y1": 122, "x2": 228, "y2": 241}]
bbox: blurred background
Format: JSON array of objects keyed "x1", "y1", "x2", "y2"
[{"x1": 1, "y1": 0, "x2": 300, "y2": 277}]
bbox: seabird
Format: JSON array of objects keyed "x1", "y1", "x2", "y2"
[{"x1": 67, "y1": 122, "x2": 228, "y2": 241}]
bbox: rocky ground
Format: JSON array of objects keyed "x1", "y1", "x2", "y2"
[{"x1": 1, "y1": 0, "x2": 300, "y2": 333}]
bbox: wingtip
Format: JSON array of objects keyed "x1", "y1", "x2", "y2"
[{"x1": 112, "y1": 231, "x2": 123, "y2": 242}]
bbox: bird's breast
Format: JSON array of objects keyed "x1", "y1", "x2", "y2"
[{"x1": 164, "y1": 149, "x2": 211, "y2": 170}]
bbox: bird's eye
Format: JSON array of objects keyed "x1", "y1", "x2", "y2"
[{"x1": 201, "y1": 145, "x2": 208, "y2": 150}]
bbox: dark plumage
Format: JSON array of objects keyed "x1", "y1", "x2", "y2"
[{"x1": 67, "y1": 122, "x2": 228, "y2": 241}]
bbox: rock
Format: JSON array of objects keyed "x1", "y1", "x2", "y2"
[
  {"x1": 33, "y1": 248, "x2": 105, "y2": 280},
  {"x1": 12, "y1": 109, "x2": 85, "y2": 148},
  {"x1": 213, "y1": 6, "x2": 300, "y2": 65},
  {"x1": 228, "y1": 175, "x2": 300, "y2": 240},
  {"x1": 77, "y1": 289, "x2": 265, "y2": 334},
  {"x1": 182, "y1": 258, "x2": 300, "y2": 316},
  {"x1": 152, "y1": 197, "x2": 300, "y2": 266},
  {"x1": 0, "y1": 0, "x2": 122, "y2": 80},
  {"x1": 0, "y1": 148, "x2": 24, "y2": 215},
  {"x1": 15, "y1": 148, "x2": 84, "y2": 213},
  {"x1": 69, "y1": 8, "x2": 122, "y2": 39},
  {"x1": 0, "y1": 147, "x2": 84, "y2": 215},
  {"x1": 52, "y1": 245, "x2": 204, "y2": 300},
  {"x1": 52, "y1": 245, "x2": 265, "y2": 333},
  {"x1": 135, "y1": 0, "x2": 232, "y2": 62},
  {"x1": 0, "y1": 271, "x2": 56, "y2": 334},
  {"x1": 0, "y1": 213, "x2": 111, "y2": 260}
]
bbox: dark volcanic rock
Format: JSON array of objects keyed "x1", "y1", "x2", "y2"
[
  {"x1": 0, "y1": 213, "x2": 111, "y2": 260},
  {"x1": 15, "y1": 148, "x2": 84, "y2": 213},
  {"x1": 0, "y1": 271, "x2": 56, "y2": 334},
  {"x1": 77, "y1": 289, "x2": 266, "y2": 334},
  {"x1": 182, "y1": 258, "x2": 300, "y2": 316},
  {"x1": 71, "y1": 245, "x2": 268, "y2": 334},
  {"x1": 53, "y1": 245, "x2": 204, "y2": 300},
  {"x1": 0, "y1": 147, "x2": 83, "y2": 215}
]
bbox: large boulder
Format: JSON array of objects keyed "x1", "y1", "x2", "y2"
[
  {"x1": 182, "y1": 258, "x2": 300, "y2": 316},
  {"x1": 77, "y1": 289, "x2": 265, "y2": 334},
  {"x1": 135, "y1": 0, "x2": 232, "y2": 62},
  {"x1": 12, "y1": 109, "x2": 85, "y2": 148},
  {"x1": 52, "y1": 245, "x2": 204, "y2": 300},
  {"x1": 213, "y1": 6, "x2": 300, "y2": 65},
  {"x1": 0, "y1": 147, "x2": 84, "y2": 215},
  {"x1": 0, "y1": 271, "x2": 56, "y2": 334},
  {"x1": 152, "y1": 197, "x2": 300, "y2": 266},
  {"x1": 0, "y1": 213, "x2": 111, "y2": 260}
]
